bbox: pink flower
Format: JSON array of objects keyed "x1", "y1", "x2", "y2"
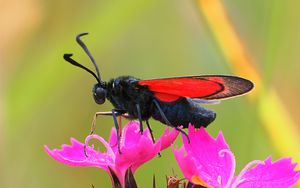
[
  {"x1": 45, "y1": 121, "x2": 179, "y2": 187},
  {"x1": 173, "y1": 125, "x2": 300, "y2": 188}
]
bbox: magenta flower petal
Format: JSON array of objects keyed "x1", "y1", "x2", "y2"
[
  {"x1": 45, "y1": 137, "x2": 114, "y2": 172},
  {"x1": 114, "y1": 121, "x2": 162, "y2": 175},
  {"x1": 159, "y1": 126, "x2": 180, "y2": 151},
  {"x1": 233, "y1": 156, "x2": 300, "y2": 188},
  {"x1": 174, "y1": 125, "x2": 235, "y2": 187},
  {"x1": 173, "y1": 147, "x2": 199, "y2": 181}
]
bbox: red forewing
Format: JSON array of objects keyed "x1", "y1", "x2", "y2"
[
  {"x1": 138, "y1": 75, "x2": 253, "y2": 102},
  {"x1": 153, "y1": 92, "x2": 181, "y2": 102}
]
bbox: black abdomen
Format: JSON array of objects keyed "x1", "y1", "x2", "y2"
[{"x1": 152, "y1": 98, "x2": 216, "y2": 128}]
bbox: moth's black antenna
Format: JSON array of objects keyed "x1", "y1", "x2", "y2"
[
  {"x1": 63, "y1": 54, "x2": 101, "y2": 84},
  {"x1": 76, "y1": 32, "x2": 101, "y2": 82}
]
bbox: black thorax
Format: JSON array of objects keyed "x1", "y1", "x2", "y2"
[{"x1": 106, "y1": 76, "x2": 155, "y2": 120}]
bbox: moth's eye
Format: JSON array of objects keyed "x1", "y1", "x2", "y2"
[{"x1": 93, "y1": 86, "x2": 106, "y2": 104}]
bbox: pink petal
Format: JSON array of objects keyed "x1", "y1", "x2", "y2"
[
  {"x1": 107, "y1": 121, "x2": 163, "y2": 184},
  {"x1": 108, "y1": 121, "x2": 148, "y2": 153},
  {"x1": 173, "y1": 146, "x2": 199, "y2": 180},
  {"x1": 114, "y1": 121, "x2": 161, "y2": 173},
  {"x1": 116, "y1": 134, "x2": 161, "y2": 173},
  {"x1": 115, "y1": 121, "x2": 179, "y2": 173},
  {"x1": 234, "y1": 156, "x2": 300, "y2": 188},
  {"x1": 109, "y1": 121, "x2": 179, "y2": 152},
  {"x1": 108, "y1": 125, "x2": 118, "y2": 152},
  {"x1": 174, "y1": 125, "x2": 235, "y2": 187},
  {"x1": 45, "y1": 137, "x2": 114, "y2": 172},
  {"x1": 122, "y1": 121, "x2": 151, "y2": 149},
  {"x1": 158, "y1": 127, "x2": 180, "y2": 151}
]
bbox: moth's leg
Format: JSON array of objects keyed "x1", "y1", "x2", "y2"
[
  {"x1": 146, "y1": 120, "x2": 161, "y2": 157},
  {"x1": 111, "y1": 109, "x2": 122, "y2": 154},
  {"x1": 152, "y1": 99, "x2": 190, "y2": 143},
  {"x1": 146, "y1": 120, "x2": 155, "y2": 144},
  {"x1": 136, "y1": 103, "x2": 143, "y2": 134},
  {"x1": 118, "y1": 116, "x2": 122, "y2": 135},
  {"x1": 85, "y1": 110, "x2": 127, "y2": 156},
  {"x1": 91, "y1": 111, "x2": 111, "y2": 135},
  {"x1": 90, "y1": 110, "x2": 128, "y2": 135}
]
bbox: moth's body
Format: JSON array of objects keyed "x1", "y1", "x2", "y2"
[
  {"x1": 104, "y1": 76, "x2": 216, "y2": 128},
  {"x1": 64, "y1": 32, "x2": 254, "y2": 151}
]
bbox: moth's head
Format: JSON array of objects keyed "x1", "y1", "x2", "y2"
[
  {"x1": 63, "y1": 33, "x2": 106, "y2": 105},
  {"x1": 92, "y1": 83, "x2": 106, "y2": 105}
]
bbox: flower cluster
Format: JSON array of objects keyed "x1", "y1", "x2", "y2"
[
  {"x1": 45, "y1": 122, "x2": 300, "y2": 188},
  {"x1": 173, "y1": 125, "x2": 300, "y2": 188},
  {"x1": 45, "y1": 121, "x2": 178, "y2": 187}
]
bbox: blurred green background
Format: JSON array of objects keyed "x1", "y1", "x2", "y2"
[{"x1": 2, "y1": 0, "x2": 300, "y2": 187}]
